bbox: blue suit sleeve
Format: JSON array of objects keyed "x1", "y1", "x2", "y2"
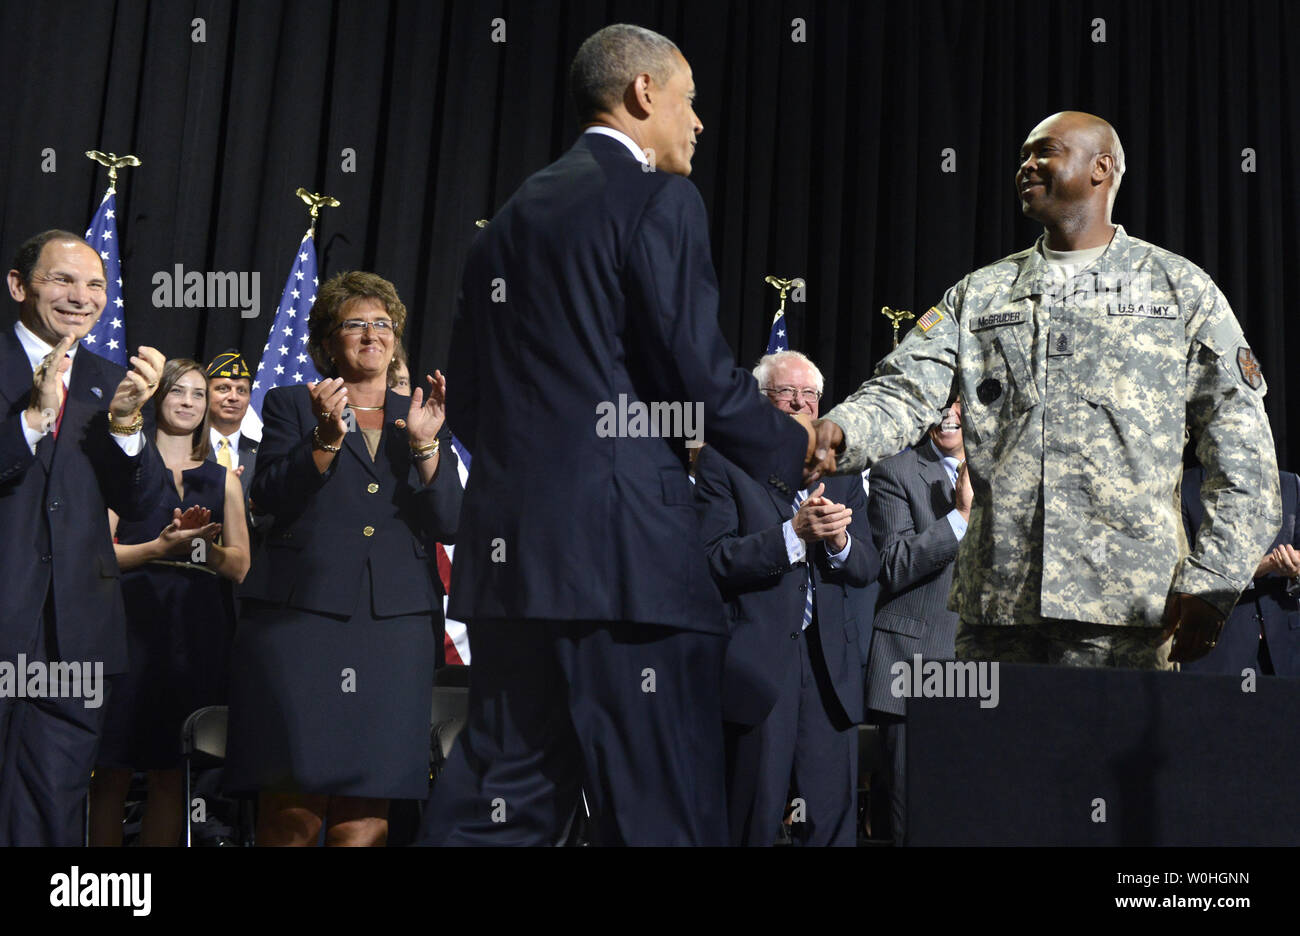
[
  {"x1": 626, "y1": 179, "x2": 806, "y2": 493},
  {"x1": 823, "y1": 476, "x2": 878, "y2": 587},
  {"x1": 411, "y1": 427, "x2": 462, "y2": 544},
  {"x1": 694, "y1": 449, "x2": 793, "y2": 590},
  {"x1": 250, "y1": 388, "x2": 329, "y2": 519},
  {"x1": 0, "y1": 412, "x2": 37, "y2": 487}
]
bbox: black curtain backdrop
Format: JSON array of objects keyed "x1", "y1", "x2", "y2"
[{"x1": 0, "y1": 0, "x2": 1294, "y2": 470}]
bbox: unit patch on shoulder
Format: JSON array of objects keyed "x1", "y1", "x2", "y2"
[
  {"x1": 1237, "y1": 347, "x2": 1263, "y2": 390},
  {"x1": 916, "y1": 307, "x2": 944, "y2": 333}
]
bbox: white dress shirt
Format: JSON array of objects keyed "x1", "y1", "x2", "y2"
[{"x1": 210, "y1": 427, "x2": 243, "y2": 471}]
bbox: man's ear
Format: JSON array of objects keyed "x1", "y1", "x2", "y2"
[
  {"x1": 624, "y1": 72, "x2": 654, "y2": 119},
  {"x1": 1092, "y1": 152, "x2": 1115, "y2": 186},
  {"x1": 7, "y1": 269, "x2": 27, "y2": 303}
]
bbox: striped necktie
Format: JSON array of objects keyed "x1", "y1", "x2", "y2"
[
  {"x1": 216, "y1": 437, "x2": 233, "y2": 468},
  {"x1": 793, "y1": 489, "x2": 814, "y2": 631}
]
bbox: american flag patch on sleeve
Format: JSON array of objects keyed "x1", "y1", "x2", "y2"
[{"x1": 916, "y1": 307, "x2": 944, "y2": 332}]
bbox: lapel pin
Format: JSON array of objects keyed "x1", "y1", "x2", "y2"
[{"x1": 394, "y1": 418, "x2": 406, "y2": 430}]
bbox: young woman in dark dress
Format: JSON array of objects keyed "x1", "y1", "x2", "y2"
[{"x1": 88, "y1": 359, "x2": 250, "y2": 846}]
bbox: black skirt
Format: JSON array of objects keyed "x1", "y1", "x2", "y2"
[
  {"x1": 223, "y1": 573, "x2": 438, "y2": 800},
  {"x1": 97, "y1": 564, "x2": 236, "y2": 770}
]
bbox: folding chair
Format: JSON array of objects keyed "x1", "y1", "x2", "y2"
[{"x1": 181, "y1": 705, "x2": 232, "y2": 847}]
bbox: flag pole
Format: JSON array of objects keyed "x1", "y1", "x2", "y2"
[
  {"x1": 82, "y1": 151, "x2": 141, "y2": 365},
  {"x1": 85, "y1": 150, "x2": 141, "y2": 195},
  {"x1": 246, "y1": 188, "x2": 340, "y2": 431},
  {"x1": 762, "y1": 275, "x2": 804, "y2": 354},
  {"x1": 295, "y1": 187, "x2": 341, "y2": 237}
]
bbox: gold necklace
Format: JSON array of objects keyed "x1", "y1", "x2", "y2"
[{"x1": 346, "y1": 403, "x2": 384, "y2": 411}]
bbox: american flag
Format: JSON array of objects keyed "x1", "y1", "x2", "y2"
[
  {"x1": 765, "y1": 308, "x2": 788, "y2": 355},
  {"x1": 438, "y1": 437, "x2": 473, "y2": 665},
  {"x1": 82, "y1": 189, "x2": 128, "y2": 366},
  {"x1": 251, "y1": 229, "x2": 322, "y2": 418}
]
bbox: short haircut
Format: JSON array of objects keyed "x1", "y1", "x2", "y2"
[
  {"x1": 307, "y1": 271, "x2": 408, "y2": 377},
  {"x1": 752, "y1": 350, "x2": 825, "y2": 393},
  {"x1": 11, "y1": 230, "x2": 104, "y2": 283},
  {"x1": 569, "y1": 24, "x2": 681, "y2": 123},
  {"x1": 156, "y1": 358, "x2": 212, "y2": 461}
]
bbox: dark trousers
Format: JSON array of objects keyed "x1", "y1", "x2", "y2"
[
  {"x1": 870, "y1": 710, "x2": 906, "y2": 845},
  {"x1": 419, "y1": 617, "x2": 729, "y2": 846},
  {"x1": 0, "y1": 598, "x2": 111, "y2": 846},
  {"x1": 724, "y1": 621, "x2": 859, "y2": 846}
]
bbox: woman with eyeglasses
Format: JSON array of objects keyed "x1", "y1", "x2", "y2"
[
  {"x1": 89, "y1": 358, "x2": 250, "y2": 846},
  {"x1": 223, "y1": 271, "x2": 461, "y2": 846}
]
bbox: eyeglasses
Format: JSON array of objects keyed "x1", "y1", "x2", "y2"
[
  {"x1": 334, "y1": 319, "x2": 395, "y2": 335},
  {"x1": 762, "y1": 387, "x2": 822, "y2": 402}
]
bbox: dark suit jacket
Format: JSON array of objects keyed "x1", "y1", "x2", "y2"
[
  {"x1": 866, "y1": 442, "x2": 963, "y2": 716},
  {"x1": 694, "y1": 445, "x2": 878, "y2": 726},
  {"x1": 0, "y1": 331, "x2": 163, "y2": 674},
  {"x1": 445, "y1": 132, "x2": 808, "y2": 632},
  {"x1": 241, "y1": 385, "x2": 461, "y2": 618},
  {"x1": 1182, "y1": 466, "x2": 1300, "y2": 676}
]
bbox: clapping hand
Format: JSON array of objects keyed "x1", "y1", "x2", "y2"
[
  {"x1": 406, "y1": 370, "x2": 447, "y2": 447},
  {"x1": 109, "y1": 346, "x2": 166, "y2": 420},
  {"x1": 955, "y1": 460, "x2": 973, "y2": 520},
  {"x1": 308, "y1": 377, "x2": 349, "y2": 446},
  {"x1": 159, "y1": 506, "x2": 222, "y2": 556},
  {"x1": 25, "y1": 336, "x2": 74, "y2": 432},
  {"x1": 792, "y1": 482, "x2": 852, "y2": 551},
  {"x1": 1257, "y1": 543, "x2": 1300, "y2": 579}
]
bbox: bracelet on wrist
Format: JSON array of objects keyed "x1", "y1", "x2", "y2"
[
  {"x1": 411, "y1": 445, "x2": 440, "y2": 462},
  {"x1": 312, "y1": 425, "x2": 342, "y2": 453},
  {"x1": 107, "y1": 411, "x2": 144, "y2": 436},
  {"x1": 410, "y1": 438, "x2": 440, "y2": 456}
]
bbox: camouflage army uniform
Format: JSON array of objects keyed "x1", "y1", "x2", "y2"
[{"x1": 826, "y1": 226, "x2": 1281, "y2": 667}]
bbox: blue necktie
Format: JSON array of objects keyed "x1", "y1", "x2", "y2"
[{"x1": 793, "y1": 490, "x2": 814, "y2": 631}]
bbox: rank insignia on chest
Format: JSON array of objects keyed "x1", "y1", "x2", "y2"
[
  {"x1": 1047, "y1": 329, "x2": 1073, "y2": 356},
  {"x1": 1237, "y1": 347, "x2": 1263, "y2": 390},
  {"x1": 916, "y1": 307, "x2": 944, "y2": 333}
]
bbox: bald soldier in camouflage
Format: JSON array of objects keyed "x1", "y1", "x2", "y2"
[{"x1": 807, "y1": 111, "x2": 1281, "y2": 669}]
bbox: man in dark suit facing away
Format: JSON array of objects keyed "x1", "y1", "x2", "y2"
[
  {"x1": 421, "y1": 24, "x2": 814, "y2": 846},
  {"x1": 0, "y1": 230, "x2": 166, "y2": 845},
  {"x1": 866, "y1": 396, "x2": 972, "y2": 844},
  {"x1": 695, "y1": 350, "x2": 879, "y2": 846}
]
